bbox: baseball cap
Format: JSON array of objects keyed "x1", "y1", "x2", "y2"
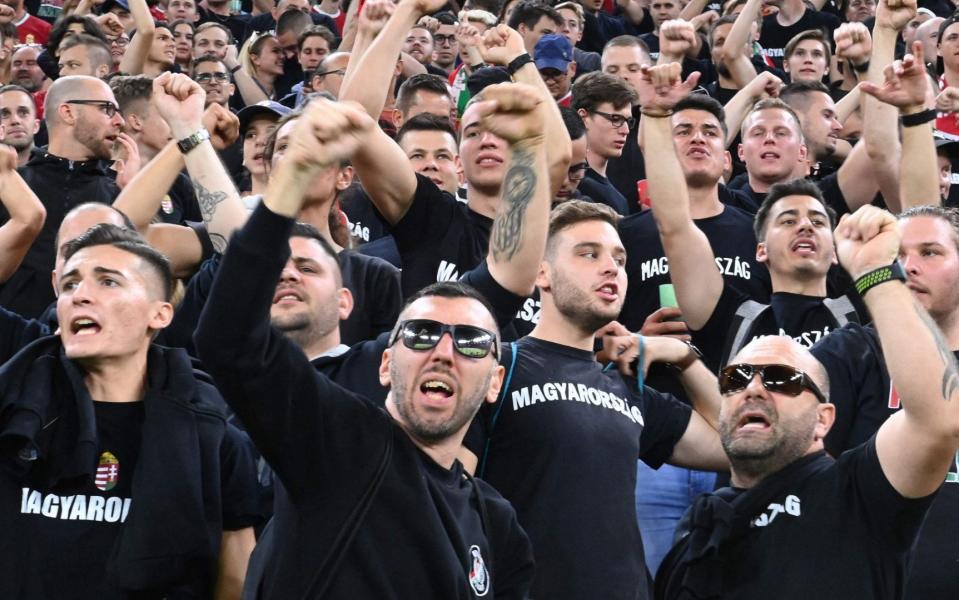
[
  {"x1": 534, "y1": 34, "x2": 573, "y2": 73},
  {"x1": 101, "y1": 0, "x2": 131, "y2": 12},
  {"x1": 934, "y1": 129, "x2": 959, "y2": 158},
  {"x1": 466, "y1": 66, "x2": 511, "y2": 97},
  {"x1": 237, "y1": 100, "x2": 292, "y2": 135}
]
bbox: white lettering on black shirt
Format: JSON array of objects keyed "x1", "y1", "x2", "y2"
[
  {"x1": 20, "y1": 488, "x2": 132, "y2": 523},
  {"x1": 510, "y1": 382, "x2": 646, "y2": 425}
]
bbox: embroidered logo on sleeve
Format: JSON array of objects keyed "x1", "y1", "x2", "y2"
[{"x1": 468, "y1": 545, "x2": 490, "y2": 597}]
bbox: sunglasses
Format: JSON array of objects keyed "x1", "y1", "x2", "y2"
[
  {"x1": 389, "y1": 319, "x2": 499, "y2": 359},
  {"x1": 719, "y1": 363, "x2": 827, "y2": 403},
  {"x1": 195, "y1": 72, "x2": 231, "y2": 84}
]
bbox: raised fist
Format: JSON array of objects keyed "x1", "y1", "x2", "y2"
[{"x1": 471, "y1": 82, "x2": 545, "y2": 145}]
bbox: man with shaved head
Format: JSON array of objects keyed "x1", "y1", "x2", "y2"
[
  {"x1": 656, "y1": 205, "x2": 959, "y2": 600},
  {"x1": 0, "y1": 75, "x2": 123, "y2": 317}
]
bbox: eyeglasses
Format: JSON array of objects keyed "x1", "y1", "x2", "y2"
[
  {"x1": 64, "y1": 99, "x2": 119, "y2": 117},
  {"x1": 195, "y1": 71, "x2": 231, "y2": 84},
  {"x1": 539, "y1": 68, "x2": 567, "y2": 81},
  {"x1": 106, "y1": 36, "x2": 130, "y2": 46},
  {"x1": 313, "y1": 68, "x2": 345, "y2": 78},
  {"x1": 567, "y1": 161, "x2": 589, "y2": 182},
  {"x1": 590, "y1": 109, "x2": 635, "y2": 130},
  {"x1": 389, "y1": 318, "x2": 499, "y2": 359},
  {"x1": 719, "y1": 363, "x2": 827, "y2": 403},
  {"x1": 434, "y1": 34, "x2": 456, "y2": 46}
]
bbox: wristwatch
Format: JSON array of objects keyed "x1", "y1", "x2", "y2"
[
  {"x1": 177, "y1": 128, "x2": 211, "y2": 154},
  {"x1": 854, "y1": 261, "x2": 907, "y2": 296}
]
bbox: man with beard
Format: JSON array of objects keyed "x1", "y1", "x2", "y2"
[
  {"x1": 0, "y1": 84, "x2": 39, "y2": 165},
  {"x1": 656, "y1": 204, "x2": 958, "y2": 600},
  {"x1": 463, "y1": 199, "x2": 727, "y2": 600},
  {"x1": 11, "y1": 45, "x2": 45, "y2": 94},
  {"x1": 0, "y1": 75, "x2": 124, "y2": 318},
  {"x1": 195, "y1": 91, "x2": 544, "y2": 599}
]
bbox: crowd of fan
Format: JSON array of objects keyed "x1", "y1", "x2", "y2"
[{"x1": 0, "y1": 0, "x2": 957, "y2": 596}]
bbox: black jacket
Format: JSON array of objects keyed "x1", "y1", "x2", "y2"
[
  {"x1": 0, "y1": 339, "x2": 260, "y2": 597},
  {"x1": 0, "y1": 150, "x2": 119, "y2": 317},
  {"x1": 195, "y1": 203, "x2": 535, "y2": 599}
]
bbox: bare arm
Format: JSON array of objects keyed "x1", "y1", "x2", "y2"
[
  {"x1": 481, "y1": 25, "x2": 571, "y2": 197},
  {"x1": 861, "y1": 41, "x2": 939, "y2": 210},
  {"x1": 222, "y1": 45, "x2": 269, "y2": 107},
  {"x1": 849, "y1": 0, "x2": 913, "y2": 212},
  {"x1": 680, "y1": 0, "x2": 709, "y2": 20},
  {"x1": 640, "y1": 64, "x2": 723, "y2": 330},
  {"x1": 337, "y1": 0, "x2": 362, "y2": 51},
  {"x1": 214, "y1": 527, "x2": 255, "y2": 600},
  {"x1": 835, "y1": 83, "x2": 861, "y2": 123},
  {"x1": 113, "y1": 141, "x2": 184, "y2": 230},
  {"x1": 722, "y1": 71, "x2": 782, "y2": 148},
  {"x1": 0, "y1": 147, "x2": 44, "y2": 282},
  {"x1": 721, "y1": 0, "x2": 761, "y2": 70},
  {"x1": 836, "y1": 206, "x2": 959, "y2": 498},
  {"x1": 117, "y1": 0, "x2": 155, "y2": 74}
]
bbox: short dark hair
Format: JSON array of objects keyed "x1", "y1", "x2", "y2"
[
  {"x1": 572, "y1": 71, "x2": 637, "y2": 112},
  {"x1": 434, "y1": 11, "x2": 458, "y2": 25},
  {"x1": 783, "y1": 29, "x2": 831, "y2": 64},
  {"x1": 396, "y1": 74, "x2": 450, "y2": 114},
  {"x1": 59, "y1": 33, "x2": 112, "y2": 71},
  {"x1": 290, "y1": 221, "x2": 343, "y2": 285},
  {"x1": 48, "y1": 15, "x2": 108, "y2": 53},
  {"x1": 110, "y1": 75, "x2": 153, "y2": 115},
  {"x1": 396, "y1": 112, "x2": 458, "y2": 145},
  {"x1": 559, "y1": 105, "x2": 585, "y2": 140},
  {"x1": 297, "y1": 24, "x2": 336, "y2": 51},
  {"x1": 62, "y1": 223, "x2": 174, "y2": 301},
  {"x1": 398, "y1": 281, "x2": 500, "y2": 340},
  {"x1": 780, "y1": 80, "x2": 831, "y2": 113},
  {"x1": 674, "y1": 93, "x2": 728, "y2": 137},
  {"x1": 277, "y1": 8, "x2": 312, "y2": 36},
  {"x1": 900, "y1": 205, "x2": 959, "y2": 252},
  {"x1": 546, "y1": 200, "x2": 620, "y2": 259},
  {"x1": 753, "y1": 178, "x2": 835, "y2": 240},
  {"x1": 169, "y1": 18, "x2": 195, "y2": 33},
  {"x1": 0, "y1": 83, "x2": 35, "y2": 102},
  {"x1": 506, "y1": 1, "x2": 562, "y2": 30}
]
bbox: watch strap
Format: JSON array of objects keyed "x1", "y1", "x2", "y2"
[
  {"x1": 854, "y1": 261, "x2": 907, "y2": 296},
  {"x1": 177, "y1": 128, "x2": 211, "y2": 154}
]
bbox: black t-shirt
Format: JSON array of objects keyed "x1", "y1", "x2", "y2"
[
  {"x1": 606, "y1": 106, "x2": 646, "y2": 214},
  {"x1": 155, "y1": 171, "x2": 202, "y2": 225},
  {"x1": 465, "y1": 336, "x2": 692, "y2": 600},
  {"x1": 391, "y1": 174, "x2": 492, "y2": 298},
  {"x1": 340, "y1": 183, "x2": 392, "y2": 244},
  {"x1": 197, "y1": 7, "x2": 251, "y2": 46},
  {"x1": 759, "y1": 9, "x2": 841, "y2": 69},
  {"x1": 727, "y1": 172, "x2": 850, "y2": 215},
  {"x1": 339, "y1": 250, "x2": 401, "y2": 345},
  {"x1": 693, "y1": 286, "x2": 862, "y2": 373},
  {"x1": 811, "y1": 326, "x2": 959, "y2": 599},
  {"x1": 703, "y1": 440, "x2": 933, "y2": 599},
  {"x1": 11, "y1": 401, "x2": 142, "y2": 599},
  {"x1": 579, "y1": 167, "x2": 630, "y2": 216},
  {"x1": 619, "y1": 204, "x2": 771, "y2": 333}
]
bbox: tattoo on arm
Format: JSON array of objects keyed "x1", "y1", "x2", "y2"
[
  {"x1": 913, "y1": 304, "x2": 959, "y2": 401},
  {"x1": 209, "y1": 232, "x2": 227, "y2": 254},
  {"x1": 490, "y1": 148, "x2": 535, "y2": 263},
  {"x1": 192, "y1": 177, "x2": 228, "y2": 225}
]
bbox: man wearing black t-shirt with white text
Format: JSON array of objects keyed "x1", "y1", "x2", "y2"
[
  {"x1": 759, "y1": 0, "x2": 840, "y2": 68},
  {"x1": 656, "y1": 204, "x2": 959, "y2": 600},
  {"x1": 464, "y1": 200, "x2": 728, "y2": 600}
]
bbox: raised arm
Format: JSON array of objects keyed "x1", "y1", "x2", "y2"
[
  {"x1": 477, "y1": 25, "x2": 572, "y2": 196},
  {"x1": 836, "y1": 206, "x2": 959, "y2": 497},
  {"x1": 151, "y1": 73, "x2": 247, "y2": 253},
  {"x1": 722, "y1": 71, "x2": 782, "y2": 148},
  {"x1": 845, "y1": 0, "x2": 915, "y2": 213},
  {"x1": 721, "y1": 0, "x2": 762, "y2": 84},
  {"x1": 0, "y1": 146, "x2": 44, "y2": 282},
  {"x1": 117, "y1": 0, "x2": 155, "y2": 74},
  {"x1": 639, "y1": 63, "x2": 723, "y2": 330},
  {"x1": 478, "y1": 83, "x2": 550, "y2": 296},
  {"x1": 861, "y1": 42, "x2": 939, "y2": 209},
  {"x1": 222, "y1": 45, "x2": 269, "y2": 107},
  {"x1": 656, "y1": 19, "x2": 701, "y2": 66}
]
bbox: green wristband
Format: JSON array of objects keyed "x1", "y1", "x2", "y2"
[{"x1": 854, "y1": 261, "x2": 906, "y2": 296}]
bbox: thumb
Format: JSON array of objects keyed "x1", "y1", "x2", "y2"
[
  {"x1": 682, "y1": 71, "x2": 702, "y2": 91},
  {"x1": 858, "y1": 81, "x2": 881, "y2": 98}
]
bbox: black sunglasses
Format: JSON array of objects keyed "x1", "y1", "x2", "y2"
[
  {"x1": 389, "y1": 319, "x2": 499, "y2": 359},
  {"x1": 64, "y1": 99, "x2": 119, "y2": 118},
  {"x1": 719, "y1": 363, "x2": 827, "y2": 403}
]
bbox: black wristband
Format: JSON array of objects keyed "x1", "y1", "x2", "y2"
[
  {"x1": 851, "y1": 60, "x2": 870, "y2": 74},
  {"x1": 229, "y1": 65, "x2": 241, "y2": 74},
  {"x1": 901, "y1": 109, "x2": 936, "y2": 127},
  {"x1": 854, "y1": 261, "x2": 906, "y2": 296},
  {"x1": 507, "y1": 53, "x2": 533, "y2": 76}
]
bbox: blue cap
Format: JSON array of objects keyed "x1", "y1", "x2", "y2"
[
  {"x1": 102, "y1": 0, "x2": 130, "y2": 11},
  {"x1": 236, "y1": 100, "x2": 292, "y2": 135},
  {"x1": 534, "y1": 34, "x2": 573, "y2": 73}
]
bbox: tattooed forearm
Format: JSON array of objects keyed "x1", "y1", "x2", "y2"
[
  {"x1": 490, "y1": 148, "x2": 535, "y2": 262},
  {"x1": 913, "y1": 304, "x2": 959, "y2": 401},
  {"x1": 209, "y1": 233, "x2": 227, "y2": 254},
  {"x1": 192, "y1": 177, "x2": 229, "y2": 224}
]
